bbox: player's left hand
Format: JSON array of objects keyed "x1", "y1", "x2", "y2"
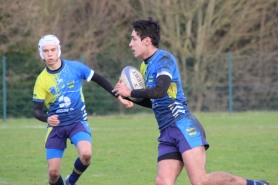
[
  {"x1": 47, "y1": 115, "x2": 60, "y2": 126},
  {"x1": 118, "y1": 96, "x2": 133, "y2": 108}
]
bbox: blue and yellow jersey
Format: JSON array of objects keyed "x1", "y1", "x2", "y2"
[
  {"x1": 32, "y1": 59, "x2": 94, "y2": 126},
  {"x1": 140, "y1": 49, "x2": 190, "y2": 131}
]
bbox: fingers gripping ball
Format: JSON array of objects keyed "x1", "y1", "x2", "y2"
[{"x1": 121, "y1": 66, "x2": 145, "y2": 102}]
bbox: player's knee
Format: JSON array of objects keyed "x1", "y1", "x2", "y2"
[
  {"x1": 80, "y1": 151, "x2": 91, "y2": 164},
  {"x1": 48, "y1": 169, "x2": 60, "y2": 179},
  {"x1": 190, "y1": 181, "x2": 205, "y2": 185},
  {"x1": 155, "y1": 175, "x2": 163, "y2": 185},
  {"x1": 189, "y1": 176, "x2": 207, "y2": 185},
  {"x1": 155, "y1": 175, "x2": 174, "y2": 185}
]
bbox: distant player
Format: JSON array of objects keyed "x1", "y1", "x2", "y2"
[
  {"x1": 113, "y1": 17, "x2": 269, "y2": 185},
  {"x1": 32, "y1": 34, "x2": 133, "y2": 185}
]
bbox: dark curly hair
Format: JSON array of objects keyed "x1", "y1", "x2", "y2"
[{"x1": 131, "y1": 17, "x2": 160, "y2": 48}]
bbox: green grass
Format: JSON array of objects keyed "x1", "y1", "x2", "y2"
[{"x1": 0, "y1": 112, "x2": 277, "y2": 185}]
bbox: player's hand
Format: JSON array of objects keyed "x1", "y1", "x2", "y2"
[
  {"x1": 47, "y1": 115, "x2": 60, "y2": 126},
  {"x1": 118, "y1": 96, "x2": 133, "y2": 108},
  {"x1": 113, "y1": 79, "x2": 132, "y2": 97}
]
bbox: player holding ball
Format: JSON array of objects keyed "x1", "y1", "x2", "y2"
[{"x1": 113, "y1": 17, "x2": 269, "y2": 185}]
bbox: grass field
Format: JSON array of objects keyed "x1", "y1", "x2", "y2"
[{"x1": 0, "y1": 111, "x2": 277, "y2": 185}]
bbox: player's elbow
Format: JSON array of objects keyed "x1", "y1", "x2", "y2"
[
  {"x1": 33, "y1": 108, "x2": 48, "y2": 122},
  {"x1": 33, "y1": 110, "x2": 41, "y2": 121},
  {"x1": 33, "y1": 109, "x2": 38, "y2": 119},
  {"x1": 155, "y1": 89, "x2": 167, "y2": 98},
  {"x1": 158, "y1": 93, "x2": 167, "y2": 98}
]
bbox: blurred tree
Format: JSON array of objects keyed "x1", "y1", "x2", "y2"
[
  {"x1": 0, "y1": 0, "x2": 277, "y2": 115},
  {"x1": 130, "y1": 0, "x2": 278, "y2": 111},
  {"x1": 51, "y1": 1, "x2": 133, "y2": 57},
  {"x1": 0, "y1": 0, "x2": 39, "y2": 55}
]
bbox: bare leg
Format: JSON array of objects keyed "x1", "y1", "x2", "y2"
[
  {"x1": 66, "y1": 140, "x2": 92, "y2": 184},
  {"x1": 48, "y1": 158, "x2": 62, "y2": 184},
  {"x1": 76, "y1": 140, "x2": 92, "y2": 165},
  {"x1": 156, "y1": 159, "x2": 183, "y2": 185},
  {"x1": 183, "y1": 146, "x2": 247, "y2": 185}
]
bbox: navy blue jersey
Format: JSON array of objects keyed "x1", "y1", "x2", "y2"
[
  {"x1": 140, "y1": 49, "x2": 190, "y2": 131},
  {"x1": 33, "y1": 59, "x2": 94, "y2": 126}
]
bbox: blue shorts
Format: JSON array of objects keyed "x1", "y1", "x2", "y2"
[
  {"x1": 45, "y1": 121, "x2": 91, "y2": 160},
  {"x1": 157, "y1": 114, "x2": 209, "y2": 161}
]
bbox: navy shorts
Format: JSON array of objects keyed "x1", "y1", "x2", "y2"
[
  {"x1": 45, "y1": 121, "x2": 91, "y2": 159},
  {"x1": 157, "y1": 114, "x2": 209, "y2": 162}
]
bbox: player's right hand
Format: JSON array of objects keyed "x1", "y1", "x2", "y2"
[{"x1": 47, "y1": 115, "x2": 60, "y2": 126}]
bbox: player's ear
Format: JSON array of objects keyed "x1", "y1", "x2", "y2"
[{"x1": 145, "y1": 37, "x2": 151, "y2": 45}]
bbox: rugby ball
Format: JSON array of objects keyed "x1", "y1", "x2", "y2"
[{"x1": 121, "y1": 66, "x2": 145, "y2": 102}]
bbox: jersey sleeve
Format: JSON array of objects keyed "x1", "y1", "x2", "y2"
[
  {"x1": 156, "y1": 56, "x2": 174, "y2": 79},
  {"x1": 77, "y1": 62, "x2": 94, "y2": 82},
  {"x1": 32, "y1": 77, "x2": 46, "y2": 103}
]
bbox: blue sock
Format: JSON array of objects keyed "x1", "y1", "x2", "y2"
[
  {"x1": 49, "y1": 175, "x2": 63, "y2": 185},
  {"x1": 69, "y1": 157, "x2": 90, "y2": 184},
  {"x1": 247, "y1": 179, "x2": 262, "y2": 185},
  {"x1": 246, "y1": 180, "x2": 255, "y2": 185}
]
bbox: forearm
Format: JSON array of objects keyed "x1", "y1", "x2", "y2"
[
  {"x1": 131, "y1": 98, "x2": 152, "y2": 108},
  {"x1": 131, "y1": 75, "x2": 171, "y2": 99},
  {"x1": 131, "y1": 87, "x2": 165, "y2": 99},
  {"x1": 33, "y1": 102, "x2": 47, "y2": 122},
  {"x1": 91, "y1": 72, "x2": 118, "y2": 98}
]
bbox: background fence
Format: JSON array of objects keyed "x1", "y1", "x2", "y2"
[{"x1": 1, "y1": 52, "x2": 278, "y2": 121}]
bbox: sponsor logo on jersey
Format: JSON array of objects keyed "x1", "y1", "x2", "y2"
[
  {"x1": 148, "y1": 75, "x2": 153, "y2": 83},
  {"x1": 49, "y1": 86, "x2": 56, "y2": 95},
  {"x1": 56, "y1": 109, "x2": 69, "y2": 113},
  {"x1": 67, "y1": 81, "x2": 75, "y2": 88},
  {"x1": 186, "y1": 127, "x2": 196, "y2": 136}
]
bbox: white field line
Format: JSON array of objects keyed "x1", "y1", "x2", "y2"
[{"x1": 0, "y1": 124, "x2": 277, "y2": 130}]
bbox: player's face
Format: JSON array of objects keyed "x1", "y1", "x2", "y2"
[
  {"x1": 42, "y1": 44, "x2": 60, "y2": 69},
  {"x1": 129, "y1": 30, "x2": 148, "y2": 59}
]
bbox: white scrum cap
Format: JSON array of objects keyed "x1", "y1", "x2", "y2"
[{"x1": 38, "y1": 34, "x2": 61, "y2": 59}]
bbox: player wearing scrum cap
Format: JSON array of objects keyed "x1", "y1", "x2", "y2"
[{"x1": 33, "y1": 34, "x2": 133, "y2": 185}]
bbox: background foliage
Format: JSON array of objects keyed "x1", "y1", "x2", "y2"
[
  {"x1": 0, "y1": 0, "x2": 278, "y2": 118},
  {"x1": 0, "y1": 53, "x2": 277, "y2": 118}
]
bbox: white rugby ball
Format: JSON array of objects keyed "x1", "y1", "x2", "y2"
[{"x1": 121, "y1": 66, "x2": 145, "y2": 102}]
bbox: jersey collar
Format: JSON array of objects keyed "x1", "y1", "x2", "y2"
[{"x1": 46, "y1": 59, "x2": 64, "y2": 74}]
